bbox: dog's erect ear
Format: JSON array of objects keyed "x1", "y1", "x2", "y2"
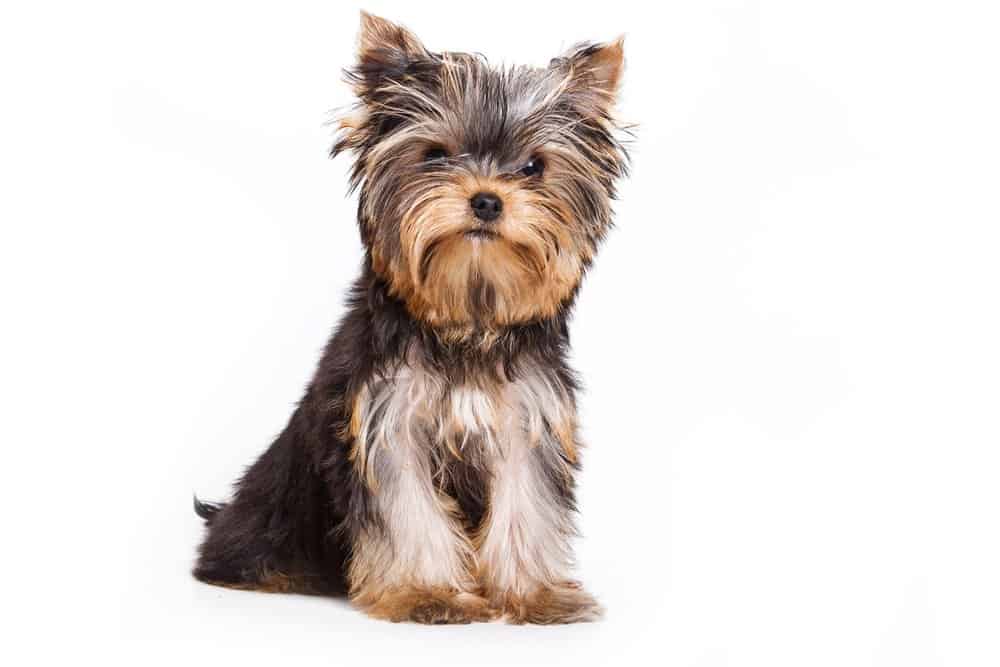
[
  {"x1": 553, "y1": 38, "x2": 625, "y2": 109},
  {"x1": 351, "y1": 12, "x2": 430, "y2": 97}
]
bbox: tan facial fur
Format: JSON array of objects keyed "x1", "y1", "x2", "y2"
[
  {"x1": 371, "y1": 171, "x2": 584, "y2": 329},
  {"x1": 336, "y1": 25, "x2": 628, "y2": 333}
]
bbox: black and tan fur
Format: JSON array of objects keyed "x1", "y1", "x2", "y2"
[{"x1": 193, "y1": 12, "x2": 630, "y2": 624}]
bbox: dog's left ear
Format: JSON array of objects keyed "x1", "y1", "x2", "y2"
[
  {"x1": 554, "y1": 38, "x2": 625, "y2": 109},
  {"x1": 351, "y1": 12, "x2": 431, "y2": 99}
]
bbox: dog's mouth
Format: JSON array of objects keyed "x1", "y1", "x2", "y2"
[{"x1": 464, "y1": 228, "x2": 500, "y2": 240}]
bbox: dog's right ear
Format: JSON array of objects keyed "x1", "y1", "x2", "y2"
[{"x1": 349, "y1": 12, "x2": 430, "y2": 99}]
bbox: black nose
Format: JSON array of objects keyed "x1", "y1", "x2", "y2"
[{"x1": 470, "y1": 192, "x2": 503, "y2": 222}]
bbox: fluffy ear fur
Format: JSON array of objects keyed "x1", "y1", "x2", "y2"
[
  {"x1": 553, "y1": 38, "x2": 626, "y2": 109},
  {"x1": 351, "y1": 12, "x2": 432, "y2": 98}
]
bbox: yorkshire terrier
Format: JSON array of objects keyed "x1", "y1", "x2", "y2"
[{"x1": 193, "y1": 12, "x2": 630, "y2": 624}]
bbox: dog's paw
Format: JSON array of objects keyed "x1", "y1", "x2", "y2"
[
  {"x1": 358, "y1": 588, "x2": 497, "y2": 624},
  {"x1": 500, "y1": 582, "x2": 604, "y2": 625}
]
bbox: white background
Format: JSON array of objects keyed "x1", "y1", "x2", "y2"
[{"x1": 3, "y1": 1, "x2": 998, "y2": 665}]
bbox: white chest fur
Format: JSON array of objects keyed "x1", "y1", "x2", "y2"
[
  {"x1": 346, "y1": 352, "x2": 582, "y2": 596},
  {"x1": 349, "y1": 355, "x2": 577, "y2": 487}
]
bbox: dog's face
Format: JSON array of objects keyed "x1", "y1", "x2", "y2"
[{"x1": 335, "y1": 14, "x2": 629, "y2": 330}]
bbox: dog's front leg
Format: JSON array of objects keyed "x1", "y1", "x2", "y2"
[
  {"x1": 345, "y1": 410, "x2": 493, "y2": 624},
  {"x1": 477, "y1": 425, "x2": 603, "y2": 624}
]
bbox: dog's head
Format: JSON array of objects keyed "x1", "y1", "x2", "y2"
[{"x1": 335, "y1": 13, "x2": 629, "y2": 331}]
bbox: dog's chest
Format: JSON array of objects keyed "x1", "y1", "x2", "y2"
[{"x1": 351, "y1": 357, "x2": 575, "y2": 476}]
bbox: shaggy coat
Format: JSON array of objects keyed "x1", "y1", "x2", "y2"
[{"x1": 193, "y1": 12, "x2": 629, "y2": 624}]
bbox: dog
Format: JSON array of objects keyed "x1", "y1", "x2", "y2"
[{"x1": 193, "y1": 11, "x2": 630, "y2": 624}]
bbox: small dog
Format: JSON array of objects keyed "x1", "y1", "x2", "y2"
[{"x1": 193, "y1": 12, "x2": 630, "y2": 624}]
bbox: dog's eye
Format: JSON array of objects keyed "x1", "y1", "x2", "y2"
[
  {"x1": 519, "y1": 156, "x2": 545, "y2": 177},
  {"x1": 423, "y1": 147, "x2": 448, "y2": 162}
]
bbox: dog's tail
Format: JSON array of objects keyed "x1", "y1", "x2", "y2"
[{"x1": 193, "y1": 495, "x2": 226, "y2": 524}]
